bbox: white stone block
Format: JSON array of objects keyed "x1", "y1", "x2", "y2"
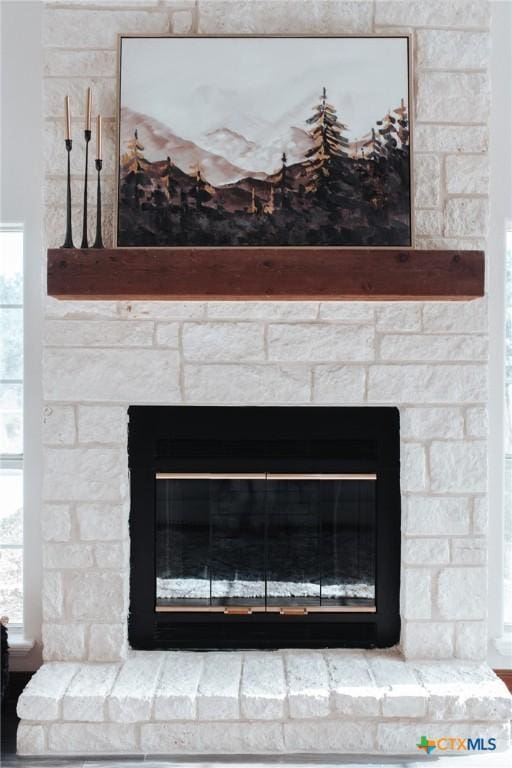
[
  {"x1": 313, "y1": 365, "x2": 366, "y2": 403},
  {"x1": 43, "y1": 348, "x2": 181, "y2": 403},
  {"x1": 44, "y1": 8, "x2": 168, "y2": 47},
  {"x1": 368, "y1": 654, "x2": 427, "y2": 717},
  {"x1": 414, "y1": 155, "x2": 441, "y2": 209},
  {"x1": 452, "y1": 537, "x2": 487, "y2": 565},
  {"x1": 375, "y1": 303, "x2": 421, "y2": 332},
  {"x1": 326, "y1": 650, "x2": 381, "y2": 717},
  {"x1": 172, "y1": 9, "x2": 193, "y2": 33},
  {"x1": 155, "y1": 322, "x2": 180, "y2": 347},
  {"x1": 401, "y1": 407, "x2": 464, "y2": 440},
  {"x1": 17, "y1": 662, "x2": 78, "y2": 720},
  {"x1": 415, "y1": 124, "x2": 488, "y2": 155},
  {"x1": 42, "y1": 571, "x2": 64, "y2": 620},
  {"x1": 456, "y1": 622, "x2": 488, "y2": 660},
  {"x1": 154, "y1": 651, "x2": 203, "y2": 720},
  {"x1": 44, "y1": 119, "x2": 117, "y2": 177},
  {"x1": 141, "y1": 721, "x2": 284, "y2": 754},
  {"x1": 240, "y1": 652, "x2": 287, "y2": 720},
  {"x1": 403, "y1": 538, "x2": 450, "y2": 566},
  {"x1": 415, "y1": 661, "x2": 512, "y2": 721},
  {"x1": 423, "y1": 299, "x2": 487, "y2": 333},
  {"x1": 208, "y1": 301, "x2": 318, "y2": 320},
  {"x1": 438, "y1": 567, "x2": 487, "y2": 619},
  {"x1": 445, "y1": 198, "x2": 490, "y2": 239},
  {"x1": 374, "y1": 0, "x2": 490, "y2": 28},
  {"x1": 78, "y1": 406, "x2": 127, "y2": 445},
  {"x1": 414, "y1": 123, "x2": 489, "y2": 154},
  {"x1": 44, "y1": 49, "x2": 117, "y2": 77},
  {"x1": 197, "y1": 652, "x2": 242, "y2": 720},
  {"x1": 466, "y1": 406, "x2": 488, "y2": 437},
  {"x1": 380, "y1": 334, "x2": 487, "y2": 362},
  {"x1": 44, "y1": 320, "x2": 153, "y2": 347},
  {"x1": 416, "y1": 29, "x2": 489, "y2": 69},
  {"x1": 285, "y1": 652, "x2": 330, "y2": 718},
  {"x1": 402, "y1": 621, "x2": 454, "y2": 659},
  {"x1": 48, "y1": 722, "x2": 138, "y2": 754},
  {"x1": 183, "y1": 322, "x2": 265, "y2": 362},
  {"x1": 42, "y1": 405, "x2": 76, "y2": 445},
  {"x1": 17, "y1": 724, "x2": 46, "y2": 755},
  {"x1": 76, "y1": 502, "x2": 127, "y2": 541},
  {"x1": 446, "y1": 155, "x2": 490, "y2": 195},
  {"x1": 405, "y1": 496, "x2": 470, "y2": 535},
  {"x1": 198, "y1": 1, "x2": 373, "y2": 34},
  {"x1": 402, "y1": 568, "x2": 432, "y2": 620},
  {"x1": 283, "y1": 720, "x2": 376, "y2": 753},
  {"x1": 417, "y1": 72, "x2": 490, "y2": 123},
  {"x1": 318, "y1": 303, "x2": 374, "y2": 323},
  {"x1": 430, "y1": 441, "x2": 487, "y2": 493},
  {"x1": 44, "y1": 542, "x2": 94, "y2": 569},
  {"x1": 44, "y1": 447, "x2": 127, "y2": 502},
  {"x1": 66, "y1": 571, "x2": 126, "y2": 621},
  {"x1": 62, "y1": 663, "x2": 119, "y2": 721},
  {"x1": 42, "y1": 623, "x2": 86, "y2": 661},
  {"x1": 89, "y1": 623, "x2": 127, "y2": 662},
  {"x1": 368, "y1": 364, "x2": 486, "y2": 404},
  {"x1": 473, "y1": 496, "x2": 488, "y2": 534},
  {"x1": 378, "y1": 721, "x2": 510, "y2": 755},
  {"x1": 43, "y1": 78, "x2": 116, "y2": 120},
  {"x1": 108, "y1": 652, "x2": 165, "y2": 722},
  {"x1": 41, "y1": 504, "x2": 72, "y2": 542},
  {"x1": 119, "y1": 301, "x2": 205, "y2": 320},
  {"x1": 415, "y1": 209, "x2": 443, "y2": 236},
  {"x1": 401, "y1": 443, "x2": 426, "y2": 492},
  {"x1": 416, "y1": 236, "x2": 486, "y2": 251},
  {"x1": 45, "y1": 296, "x2": 119, "y2": 320},
  {"x1": 184, "y1": 364, "x2": 311, "y2": 403},
  {"x1": 94, "y1": 541, "x2": 128, "y2": 569},
  {"x1": 268, "y1": 323, "x2": 374, "y2": 362}
]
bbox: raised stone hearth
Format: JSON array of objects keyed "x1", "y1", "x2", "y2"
[{"x1": 17, "y1": 651, "x2": 511, "y2": 756}]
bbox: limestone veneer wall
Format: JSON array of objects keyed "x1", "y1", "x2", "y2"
[{"x1": 41, "y1": 0, "x2": 491, "y2": 663}]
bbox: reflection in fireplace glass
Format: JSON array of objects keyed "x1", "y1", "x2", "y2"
[{"x1": 155, "y1": 475, "x2": 376, "y2": 611}]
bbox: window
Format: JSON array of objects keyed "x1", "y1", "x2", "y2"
[
  {"x1": 505, "y1": 229, "x2": 512, "y2": 628},
  {"x1": 0, "y1": 226, "x2": 23, "y2": 626}
]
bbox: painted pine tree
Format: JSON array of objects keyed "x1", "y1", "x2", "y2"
[
  {"x1": 120, "y1": 129, "x2": 151, "y2": 209},
  {"x1": 122, "y1": 129, "x2": 146, "y2": 170},
  {"x1": 304, "y1": 86, "x2": 349, "y2": 194}
]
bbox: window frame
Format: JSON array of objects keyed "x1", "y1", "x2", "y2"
[{"x1": 0, "y1": 223, "x2": 24, "y2": 630}]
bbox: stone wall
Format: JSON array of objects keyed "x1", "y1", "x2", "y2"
[{"x1": 41, "y1": 0, "x2": 491, "y2": 662}]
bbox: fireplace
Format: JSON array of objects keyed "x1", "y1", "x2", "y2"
[{"x1": 128, "y1": 406, "x2": 400, "y2": 649}]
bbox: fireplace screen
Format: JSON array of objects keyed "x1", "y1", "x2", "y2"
[{"x1": 155, "y1": 473, "x2": 376, "y2": 614}]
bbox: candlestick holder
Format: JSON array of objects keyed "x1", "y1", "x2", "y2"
[
  {"x1": 81, "y1": 128, "x2": 91, "y2": 248},
  {"x1": 61, "y1": 139, "x2": 74, "y2": 249},
  {"x1": 93, "y1": 159, "x2": 104, "y2": 249}
]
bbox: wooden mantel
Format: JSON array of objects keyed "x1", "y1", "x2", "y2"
[{"x1": 47, "y1": 247, "x2": 485, "y2": 301}]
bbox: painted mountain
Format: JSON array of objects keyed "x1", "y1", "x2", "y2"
[{"x1": 117, "y1": 37, "x2": 411, "y2": 247}]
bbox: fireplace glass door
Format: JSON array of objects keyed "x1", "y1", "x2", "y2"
[{"x1": 155, "y1": 473, "x2": 376, "y2": 613}]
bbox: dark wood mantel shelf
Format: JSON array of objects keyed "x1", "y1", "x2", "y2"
[{"x1": 47, "y1": 247, "x2": 485, "y2": 301}]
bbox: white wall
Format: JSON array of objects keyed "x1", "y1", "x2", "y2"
[{"x1": 1, "y1": 0, "x2": 43, "y2": 670}]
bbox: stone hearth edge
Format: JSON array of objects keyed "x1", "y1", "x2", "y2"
[{"x1": 17, "y1": 650, "x2": 512, "y2": 755}]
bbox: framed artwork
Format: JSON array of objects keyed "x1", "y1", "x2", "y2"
[{"x1": 115, "y1": 35, "x2": 412, "y2": 248}]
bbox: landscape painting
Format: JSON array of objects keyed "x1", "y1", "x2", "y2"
[{"x1": 116, "y1": 36, "x2": 412, "y2": 248}]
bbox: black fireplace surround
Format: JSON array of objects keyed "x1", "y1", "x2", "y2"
[{"x1": 128, "y1": 406, "x2": 401, "y2": 650}]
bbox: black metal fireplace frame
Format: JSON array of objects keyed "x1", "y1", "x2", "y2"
[{"x1": 128, "y1": 406, "x2": 401, "y2": 650}]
